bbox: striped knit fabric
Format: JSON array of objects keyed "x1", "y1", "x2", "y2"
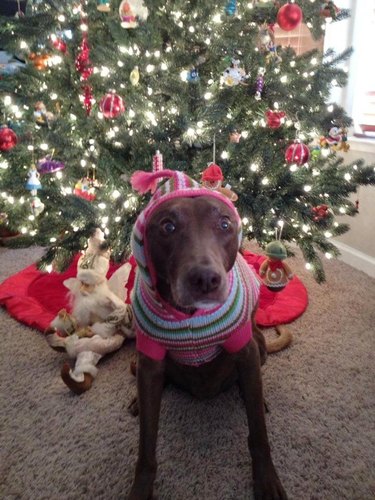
[
  {"x1": 133, "y1": 253, "x2": 260, "y2": 366},
  {"x1": 130, "y1": 169, "x2": 257, "y2": 366}
]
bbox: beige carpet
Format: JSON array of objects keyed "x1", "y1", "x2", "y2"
[{"x1": 0, "y1": 245, "x2": 374, "y2": 500}]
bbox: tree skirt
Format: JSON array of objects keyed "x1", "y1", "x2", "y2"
[{"x1": 0, "y1": 251, "x2": 307, "y2": 332}]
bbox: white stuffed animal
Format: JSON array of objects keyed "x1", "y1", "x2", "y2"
[{"x1": 45, "y1": 229, "x2": 134, "y2": 394}]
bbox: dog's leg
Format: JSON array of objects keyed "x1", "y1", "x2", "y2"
[
  {"x1": 235, "y1": 340, "x2": 287, "y2": 500},
  {"x1": 128, "y1": 353, "x2": 165, "y2": 500},
  {"x1": 251, "y1": 306, "x2": 267, "y2": 366}
]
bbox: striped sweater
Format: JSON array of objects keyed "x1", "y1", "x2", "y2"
[{"x1": 132, "y1": 253, "x2": 260, "y2": 366}]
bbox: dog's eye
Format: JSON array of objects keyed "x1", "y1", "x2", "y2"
[
  {"x1": 219, "y1": 217, "x2": 231, "y2": 230},
  {"x1": 161, "y1": 220, "x2": 176, "y2": 234}
]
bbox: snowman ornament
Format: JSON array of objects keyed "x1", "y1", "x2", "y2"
[{"x1": 222, "y1": 58, "x2": 248, "y2": 86}]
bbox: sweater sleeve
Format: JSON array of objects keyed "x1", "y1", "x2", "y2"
[
  {"x1": 136, "y1": 328, "x2": 167, "y2": 360},
  {"x1": 222, "y1": 321, "x2": 253, "y2": 353}
]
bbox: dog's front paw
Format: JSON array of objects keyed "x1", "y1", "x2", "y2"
[
  {"x1": 253, "y1": 464, "x2": 288, "y2": 500},
  {"x1": 128, "y1": 475, "x2": 154, "y2": 500}
]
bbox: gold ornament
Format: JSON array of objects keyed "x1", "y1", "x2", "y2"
[
  {"x1": 29, "y1": 52, "x2": 52, "y2": 71},
  {"x1": 130, "y1": 66, "x2": 140, "y2": 86}
]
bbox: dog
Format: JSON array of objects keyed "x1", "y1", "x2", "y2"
[{"x1": 128, "y1": 169, "x2": 287, "y2": 500}]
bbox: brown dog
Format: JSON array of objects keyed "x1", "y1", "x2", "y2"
[{"x1": 128, "y1": 170, "x2": 287, "y2": 500}]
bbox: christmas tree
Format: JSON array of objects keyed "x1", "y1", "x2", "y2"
[{"x1": 0, "y1": 0, "x2": 374, "y2": 282}]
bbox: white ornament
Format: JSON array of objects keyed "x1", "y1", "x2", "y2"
[
  {"x1": 119, "y1": 0, "x2": 149, "y2": 28},
  {"x1": 30, "y1": 196, "x2": 45, "y2": 216},
  {"x1": 222, "y1": 58, "x2": 248, "y2": 86}
]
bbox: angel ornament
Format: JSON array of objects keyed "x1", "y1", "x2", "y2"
[{"x1": 45, "y1": 228, "x2": 134, "y2": 394}]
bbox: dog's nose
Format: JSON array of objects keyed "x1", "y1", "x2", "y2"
[{"x1": 187, "y1": 267, "x2": 222, "y2": 294}]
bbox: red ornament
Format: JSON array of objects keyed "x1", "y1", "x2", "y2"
[
  {"x1": 152, "y1": 150, "x2": 164, "y2": 172},
  {"x1": 265, "y1": 110, "x2": 286, "y2": 129},
  {"x1": 73, "y1": 177, "x2": 97, "y2": 202},
  {"x1": 75, "y1": 35, "x2": 93, "y2": 80},
  {"x1": 320, "y1": 2, "x2": 340, "y2": 19},
  {"x1": 202, "y1": 163, "x2": 224, "y2": 189},
  {"x1": 99, "y1": 92, "x2": 126, "y2": 119},
  {"x1": 51, "y1": 36, "x2": 67, "y2": 54},
  {"x1": 285, "y1": 141, "x2": 310, "y2": 165},
  {"x1": 83, "y1": 85, "x2": 94, "y2": 115},
  {"x1": 0, "y1": 127, "x2": 18, "y2": 151},
  {"x1": 312, "y1": 204, "x2": 329, "y2": 222},
  {"x1": 75, "y1": 28, "x2": 94, "y2": 115},
  {"x1": 201, "y1": 163, "x2": 238, "y2": 201},
  {"x1": 277, "y1": 3, "x2": 303, "y2": 32}
]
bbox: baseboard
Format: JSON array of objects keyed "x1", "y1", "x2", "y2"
[{"x1": 332, "y1": 240, "x2": 375, "y2": 279}]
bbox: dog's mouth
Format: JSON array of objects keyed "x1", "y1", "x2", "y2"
[
  {"x1": 191, "y1": 299, "x2": 225, "y2": 310},
  {"x1": 172, "y1": 267, "x2": 230, "y2": 311},
  {"x1": 172, "y1": 293, "x2": 229, "y2": 312},
  {"x1": 171, "y1": 294, "x2": 228, "y2": 313}
]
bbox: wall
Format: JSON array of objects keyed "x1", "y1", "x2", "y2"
[
  {"x1": 324, "y1": 1, "x2": 375, "y2": 278},
  {"x1": 333, "y1": 143, "x2": 375, "y2": 277}
]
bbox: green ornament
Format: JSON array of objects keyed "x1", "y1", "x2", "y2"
[
  {"x1": 311, "y1": 147, "x2": 321, "y2": 160},
  {"x1": 265, "y1": 241, "x2": 287, "y2": 260}
]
